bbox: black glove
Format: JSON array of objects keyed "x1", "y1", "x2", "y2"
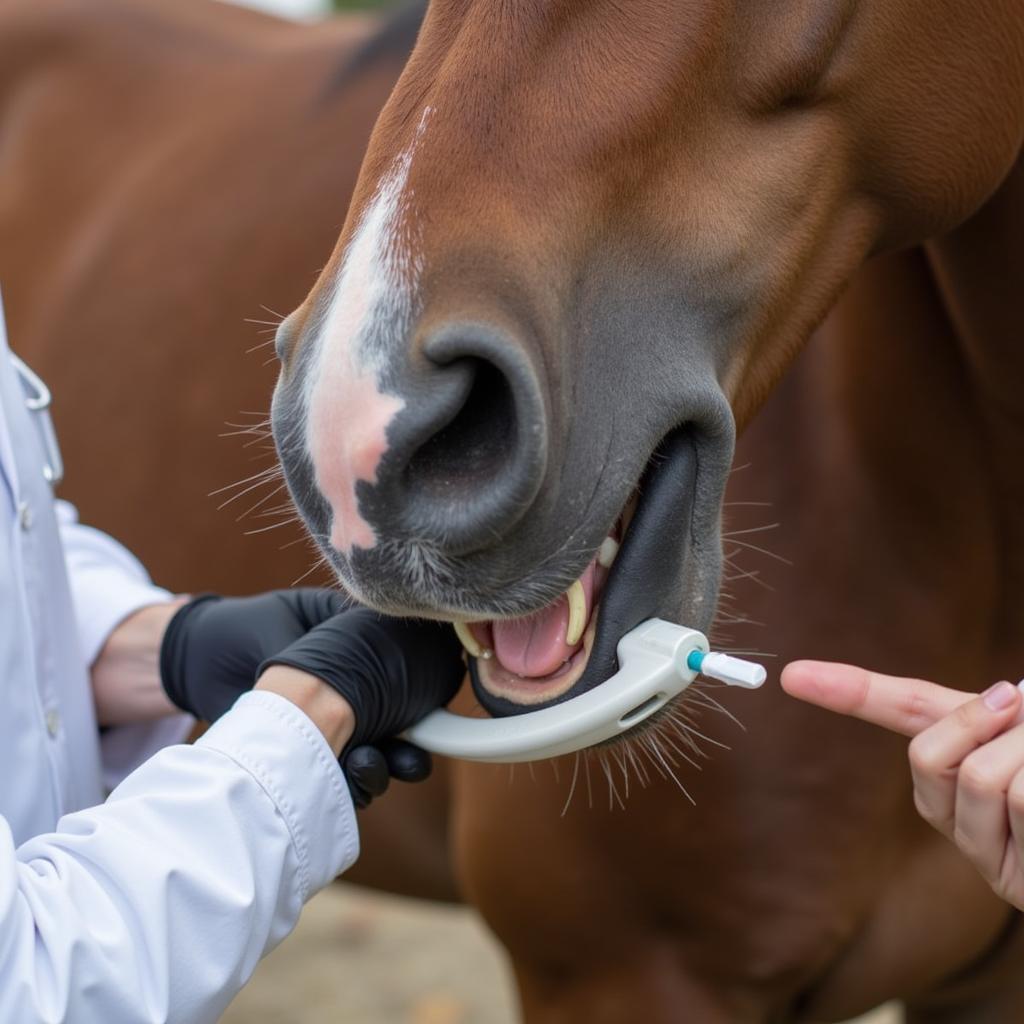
[
  {"x1": 260, "y1": 609, "x2": 465, "y2": 807},
  {"x1": 160, "y1": 590, "x2": 465, "y2": 807},
  {"x1": 342, "y1": 738, "x2": 438, "y2": 809},
  {"x1": 159, "y1": 589, "x2": 349, "y2": 722}
]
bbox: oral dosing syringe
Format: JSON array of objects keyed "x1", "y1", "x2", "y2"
[{"x1": 406, "y1": 618, "x2": 765, "y2": 763}]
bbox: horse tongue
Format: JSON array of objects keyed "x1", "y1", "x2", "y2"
[{"x1": 492, "y1": 596, "x2": 574, "y2": 678}]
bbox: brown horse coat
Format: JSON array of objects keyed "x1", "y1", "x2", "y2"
[{"x1": 3, "y1": 1, "x2": 1024, "y2": 1021}]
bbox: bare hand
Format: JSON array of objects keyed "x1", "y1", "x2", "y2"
[
  {"x1": 255, "y1": 666, "x2": 355, "y2": 756},
  {"x1": 782, "y1": 661, "x2": 1024, "y2": 910},
  {"x1": 91, "y1": 602, "x2": 184, "y2": 726}
]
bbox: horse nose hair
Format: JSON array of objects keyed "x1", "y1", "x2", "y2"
[{"x1": 377, "y1": 325, "x2": 548, "y2": 555}]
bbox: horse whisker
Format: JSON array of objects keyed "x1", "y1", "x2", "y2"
[
  {"x1": 236, "y1": 483, "x2": 288, "y2": 522},
  {"x1": 664, "y1": 710, "x2": 729, "y2": 753},
  {"x1": 722, "y1": 522, "x2": 780, "y2": 537},
  {"x1": 725, "y1": 537, "x2": 792, "y2": 565},
  {"x1": 686, "y1": 690, "x2": 746, "y2": 732},
  {"x1": 211, "y1": 464, "x2": 281, "y2": 497},
  {"x1": 561, "y1": 753, "x2": 582, "y2": 817},
  {"x1": 644, "y1": 736, "x2": 695, "y2": 805},
  {"x1": 244, "y1": 518, "x2": 302, "y2": 537},
  {"x1": 599, "y1": 755, "x2": 625, "y2": 811},
  {"x1": 656, "y1": 729, "x2": 706, "y2": 772}
]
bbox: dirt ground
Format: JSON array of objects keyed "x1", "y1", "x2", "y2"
[{"x1": 220, "y1": 883, "x2": 901, "y2": 1024}]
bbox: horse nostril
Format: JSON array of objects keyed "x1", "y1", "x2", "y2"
[
  {"x1": 273, "y1": 309, "x2": 301, "y2": 364},
  {"x1": 379, "y1": 328, "x2": 548, "y2": 555},
  {"x1": 405, "y1": 358, "x2": 517, "y2": 496}
]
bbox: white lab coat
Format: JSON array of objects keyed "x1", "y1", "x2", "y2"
[{"x1": 0, "y1": 302, "x2": 359, "y2": 1022}]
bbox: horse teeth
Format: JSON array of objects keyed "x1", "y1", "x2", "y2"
[
  {"x1": 598, "y1": 536, "x2": 619, "y2": 568},
  {"x1": 454, "y1": 621, "x2": 485, "y2": 659},
  {"x1": 565, "y1": 580, "x2": 587, "y2": 646}
]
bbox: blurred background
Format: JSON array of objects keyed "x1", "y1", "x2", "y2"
[{"x1": 232, "y1": 0, "x2": 376, "y2": 18}]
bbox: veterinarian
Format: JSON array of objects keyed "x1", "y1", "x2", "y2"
[
  {"x1": 0, "y1": 293, "x2": 464, "y2": 1022},
  {"x1": 784, "y1": 660, "x2": 1024, "y2": 911}
]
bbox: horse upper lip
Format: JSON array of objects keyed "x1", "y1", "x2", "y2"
[{"x1": 471, "y1": 428, "x2": 699, "y2": 717}]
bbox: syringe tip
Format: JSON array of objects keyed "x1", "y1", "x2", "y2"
[{"x1": 700, "y1": 652, "x2": 766, "y2": 689}]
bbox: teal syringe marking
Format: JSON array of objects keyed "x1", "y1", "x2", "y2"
[{"x1": 687, "y1": 647, "x2": 765, "y2": 688}]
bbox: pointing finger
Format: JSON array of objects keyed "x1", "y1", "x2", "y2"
[{"x1": 781, "y1": 660, "x2": 974, "y2": 737}]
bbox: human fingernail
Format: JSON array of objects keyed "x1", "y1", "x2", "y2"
[{"x1": 983, "y1": 681, "x2": 1016, "y2": 711}]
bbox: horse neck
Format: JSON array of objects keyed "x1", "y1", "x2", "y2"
[
  {"x1": 815, "y1": 149, "x2": 1024, "y2": 659},
  {"x1": 927, "y1": 150, "x2": 1024, "y2": 526},
  {"x1": 922, "y1": 149, "x2": 1024, "y2": 653},
  {"x1": 769, "y1": 152, "x2": 1022, "y2": 671},
  {"x1": 923, "y1": 150, "x2": 1024, "y2": 450}
]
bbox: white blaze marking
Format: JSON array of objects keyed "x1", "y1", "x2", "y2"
[{"x1": 306, "y1": 108, "x2": 432, "y2": 554}]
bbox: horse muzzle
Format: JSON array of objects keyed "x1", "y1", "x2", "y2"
[{"x1": 274, "y1": 302, "x2": 734, "y2": 718}]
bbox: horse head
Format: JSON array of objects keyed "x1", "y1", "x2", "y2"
[{"x1": 273, "y1": 0, "x2": 1023, "y2": 716}]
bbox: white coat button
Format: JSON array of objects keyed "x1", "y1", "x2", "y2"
[
  {"x1": 45, "y1": 709, "x2": 60, "y2": 738},
  {"x1": 17, "y1": 501, "x2": 33, "y2": 531}
]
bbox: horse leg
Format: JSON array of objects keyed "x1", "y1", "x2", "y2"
[
  {"x1": 514, "y1": 960, "x2": 767, "y2": 1024},
  {"x1": 903, "y1": 913, "x2": 1024, "y2": 1024}
]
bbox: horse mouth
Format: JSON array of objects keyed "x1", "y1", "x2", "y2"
[
  {"x1": 459, "y1": 516, "x2": 625, "y2": 706},
  {"x1": 461, "y1": 428, "x2": 701, "y2": 717}
]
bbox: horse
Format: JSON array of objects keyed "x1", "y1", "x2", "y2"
[
  {"x1": 272, "y1": 0, "x2": 1024, "y2": 1020},
  {"x1": 4, "y1": 0, "x2": 1023, "y2": 1020}
]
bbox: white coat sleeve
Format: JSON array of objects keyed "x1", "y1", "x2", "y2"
[
  {"x1": 0, "y1": 690, "x2": 360, "y2": 1024},
  {"x1": 54, "y1": 500, "x2": 194, "y2": 786}
]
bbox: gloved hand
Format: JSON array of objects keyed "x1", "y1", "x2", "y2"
[
  {"x1": 259, "y1": 608, "x2": 465, "y2": 806},
  {"x1": 160, "y1": 589, "x2": 348, "y2": 722},
  {"x1": 160, "y1": 590, "x2": 465, "y2": 806}
]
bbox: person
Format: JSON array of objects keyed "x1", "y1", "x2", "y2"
[
  {"x1": 0, "y1": 293, "x2": 465, "y2": 1023},
  {"x1": 782, "y1": 659, "x2": 1024, "y2": 911}
]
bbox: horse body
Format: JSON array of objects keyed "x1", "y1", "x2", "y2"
[
  {"x1": 275, "y1": 0, "x2": 1024, "y2": 1019},
  {"x1": 4, "y1": 0, "x2": 1024, "y2": 1020},
  {"x1": 453, "y1": 226, "x2": 1024, "y2": 1021}
]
